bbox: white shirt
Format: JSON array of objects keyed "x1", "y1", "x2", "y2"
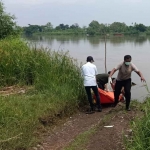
[{"x1": 81, "y1": 62, "x2": 98, "y2": 86}]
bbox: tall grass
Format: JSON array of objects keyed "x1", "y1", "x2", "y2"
[
  {"x1": 125, "y1": 84, "x2": 150, "y2": 150},
  {"x1": 0, "y1": 37, "x2": 86, "y2": 150}
]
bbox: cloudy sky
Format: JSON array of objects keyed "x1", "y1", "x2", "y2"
[{"x1": 3, "y1": 0, "x2": 150, "y2": 27}]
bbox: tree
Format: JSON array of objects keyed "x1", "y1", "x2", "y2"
[
  {"x1": 87, "y1": 20, "x2": 100, "y2": 35},
  {"x1": 99, "y1": 23, "x2": 107, "y2": 34},
  {"x1": 64, "y1": 24, "x2": 69, "y2": 29},
  {"x1": 44, "y1": 22, "x2": 53, "y2": 31},
  {"x1": 70, "y1": 23, "x2": 79, "y2": 29},
  {"x1": 109, "y1": 22, "x2": 127, "y2": 33},
  {"x1": 87, "y1": 21, "x2": 108, "y2": 35},
  {"x1": 23, "y1": 25, "x2": 41, "y2": 35},
  {"x1": 0, "y1": 1, "x2": 19, "y2": 39},
  {"x1": 55, "y1": 24, "x2": 70, "y2": 30},
  {"x1": 135, "y1": 24, "x2": 147, "y2": 32}
]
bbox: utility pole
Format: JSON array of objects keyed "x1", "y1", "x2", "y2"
[{"x1": 104, "y1": 25, "x2": 107, "y2": 74}]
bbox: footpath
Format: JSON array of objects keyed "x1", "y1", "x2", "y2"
[{"x1": 31, "y1": 102, "x2": 142, "y2": 150}]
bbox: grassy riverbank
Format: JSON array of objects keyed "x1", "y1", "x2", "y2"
[
  {"x1": 125, "y1": 97, "x2": 150, "y2": 150},
  {"x1": 0, "y1": 37, "x2": 86, "y2": 150}
]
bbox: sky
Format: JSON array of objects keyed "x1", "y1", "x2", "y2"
[{"x1": 3, "y1": 0, "x2": 150, "y2": 27}]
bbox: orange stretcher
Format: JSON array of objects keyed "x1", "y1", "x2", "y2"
[{"x1": 93, "y1": 88, "x2": 123, "y2": 104}]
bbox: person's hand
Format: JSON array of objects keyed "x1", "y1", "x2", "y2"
[
  {"x1": 141, "y1": 77, "x2": 146, "y2": 82},
  {"x1": 108, "y1": 77, "x2": 112, "y2": 84}
]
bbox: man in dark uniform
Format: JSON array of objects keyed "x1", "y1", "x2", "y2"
[{"x1": 96, "y1": 71, "x2": 111, "y2": 90}]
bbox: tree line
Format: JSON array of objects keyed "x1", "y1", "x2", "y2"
[
  {"x1": 1, "y1": 0, "x2": 150, "y2": 38},
  {"x1": 23, "y1": 21, "x2": 150, "y2": 36}
]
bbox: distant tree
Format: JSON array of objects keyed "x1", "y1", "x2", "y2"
[
  {"x1": 70, "y1": 25, "x2": 76, "y2": 29},
  {"x1": 44, "y1": 22, "x2": 53, "y2": 32},
  {"x1": 55, "y1": 24, "x2": 70, "y2": 30},
  {"x1": 87, "y1": 20, "x2": 101, "y2": 35},
  {"x1": 135, "y1": 24, "x2": 147, "y2": 32},
  {"x1": 109, "y1": 22, "x2": 127, "y2": 33},
  {"x1": 23, "y1": 25, "x2": 41, "y2": 35},
  {"x1": 89, "y1": 20, "x2": 100, "y2": 29},
  {"x1": 99, "y1": 23, "x2": 107, "y2": 34},
  {"x1": 46, "y1": 22, "x2": 53, "y2": 29},
  {"x1": 55, "y1": 25, "x2": 61, "y2": 30},
  {"x1": 59, "y1": 24, "x2": 66, "y2": 30},
  {"x1": 70, "y1": 23, "x2": 80, "y2": 29},
  {"x1": 74, "y1": 23, "x2": 80, "y2": 28},
  {"x1": 0, "y1": 1, "x2": 20, "y2": 39},
  {"x1": 65, "y1": 24, "x2": 69, "y2": 29}
]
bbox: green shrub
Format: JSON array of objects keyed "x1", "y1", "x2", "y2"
[{"x1": 0, "y1": 37, "x2": 86, "y2": 149}]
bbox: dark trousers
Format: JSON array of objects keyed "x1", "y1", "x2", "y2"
[
  {"x1": 85, "y1": 86, "x2": 101, "y2": 109},
  {"x1": 114, "y1": 78, "x2": 131, "y2": 109}
]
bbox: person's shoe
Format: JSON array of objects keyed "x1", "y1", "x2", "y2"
[
  {"x1": 97, "y1": 108, "x2": 102, "y2": 112},
  {"x1": 126, "y1": 108, "x2": 131, "y2": 111},
  {"x1": 86, "y1": 108, "x2": 95, "y2": 114},
  {"x1": 112, "y1": 102, "x2": 118, "y2": 107}
]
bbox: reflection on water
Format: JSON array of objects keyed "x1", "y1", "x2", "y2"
[
  {"x1": 24, "y1": 35, "x2": 149, "y2": 45},
  {"x1": 24, "y1": 35, "x2": 150, "y2": 102}
]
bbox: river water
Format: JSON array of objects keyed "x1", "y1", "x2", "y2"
[{"x1": 24, "y1": 35, "x2": 150, "y2": 102}]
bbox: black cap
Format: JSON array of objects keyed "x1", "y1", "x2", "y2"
[{"x1": 87, "y1": 56, "x2": 94, "y2": 62}]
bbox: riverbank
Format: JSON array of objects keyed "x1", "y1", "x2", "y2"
[
  {"x1": 0, "y1": 84, "x2": 149, "y2": 150},
  {"x1": 33, "y1": 31, "x2": 148, "y2": 36},
  {"x1": 0, "y1": 37, "x2": 86, "y2": 150},
  {"x1": 0, "y1": 37, "x2": 150, "y2": 150},
  {"x1": 125, "y1": 97, "x2": 150, "y2": 150}
]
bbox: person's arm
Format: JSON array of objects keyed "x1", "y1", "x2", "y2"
[
  {"x1": 95, "y1": 66, "x2": 98, "y2": 75},
  {"x1": 108, "y1": 62, "x2": 122, "y2": 83},
  {"x1": 109, "y1": 68, "x2": 117, "y2": 77},
  {"x1": 135, "y1": 70, "x2": 146, "y2": 82},
  {"x1": 132, "y1": 63, "x2": 146, "y2": 82},
  {"x1": 108, "y1": 68, "x2": 116, "y2": 84},
  {"x1": 109, "y1": 62, "x2": 122, "y2": 77},
  {"x1": 94, "y1": 66, "x2": 98, "y2": 83}
]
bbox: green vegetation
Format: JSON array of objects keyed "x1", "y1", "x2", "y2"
[
  {"x1": 0, "y1": 2, "x2": 86, "y2": 149},
  {"x1": 0, "y1": 2, "x2": 20, "y2": 39},
  {"x1": 125, "y1": 90, "x2": 150, "y2": 150},
  {"x1": 64, "y1": 128, "x2": 96, "y2": 150},
  {"x1": 0, "y1": 38, "x2": 86, "y2": 150},
  {"x1": 23, "y1": 20, "x2": 150, "y2": 36}
]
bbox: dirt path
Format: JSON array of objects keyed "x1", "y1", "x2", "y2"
[{"x1": 32, "y1": 103, "x2": 142, "y2": 150}]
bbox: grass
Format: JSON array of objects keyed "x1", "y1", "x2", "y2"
[
  {"x1": 64, "y1": 128, "x2": 96, "y2": 150},
  {"x1": 125, "y1": 84, "x2": 150, "y2": 150},
  {"x1": 0, "y1": 37, "x2": 86, "y2": 150},
  {"x1": 33, "y1": 29, "x2": 86, "y2": 36}
]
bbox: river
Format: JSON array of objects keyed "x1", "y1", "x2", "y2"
[{"x1": 24, "y1": 35, "x2": 150, "y2": 102}]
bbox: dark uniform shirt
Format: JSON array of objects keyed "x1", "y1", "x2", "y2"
[{"x1": 96, "y1": 74, "x2": 109, "y2": 89}]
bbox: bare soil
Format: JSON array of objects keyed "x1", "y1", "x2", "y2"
[{"x1": 32, "y1": 103, "x2": 143, "y2": 150}]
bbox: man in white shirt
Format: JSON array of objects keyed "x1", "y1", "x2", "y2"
[
  {"x1": 81, "y1": 56, "x2": 102, "y2": 113},
  {"x1": 109, "y1": 55, "x2": 145, "y2": 111}
]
